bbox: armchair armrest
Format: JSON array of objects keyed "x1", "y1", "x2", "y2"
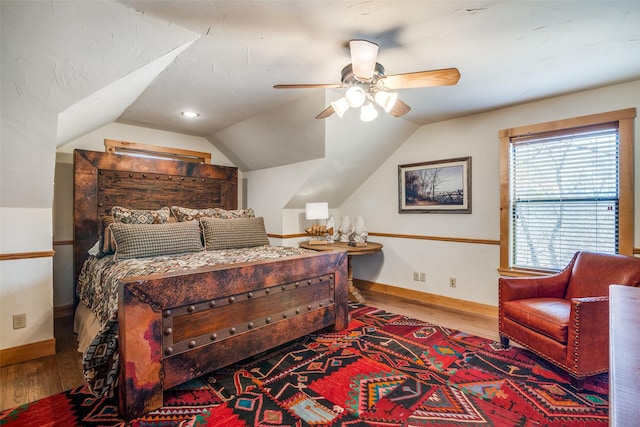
[{"x1": 567, "y1": 296, "x2": 610, "y2": 375}]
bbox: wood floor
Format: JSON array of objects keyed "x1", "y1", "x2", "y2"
[{"x1": 0, "y1": 289, "x2": 499, "y2": 412}]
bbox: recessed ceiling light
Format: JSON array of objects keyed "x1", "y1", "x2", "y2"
[{"x1": 181, "y1": 111, "x2": 199, "y2": 118}]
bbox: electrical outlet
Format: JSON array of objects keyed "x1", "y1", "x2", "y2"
[
  {"x1": 449, "y1": 277, "x2": 457, "y2": 288},
  {"x1": 419, "y1": 272, "x2": 426, "y2": 282},
  {"x1": 13, "y1": 313, "x2": 26, "y2": 329},
  {"x1": 413, "y1": 272, "x2": 419, "y2": 281}
]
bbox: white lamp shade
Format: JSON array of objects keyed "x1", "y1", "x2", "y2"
[
  {"x1": 350, "y1": 40, "x2": 379, "y2": 80},
  {"x1": 360, "y1": 102, "x2": 378, "y2": 122},
  {"x1": 330, "y1": 97, "x2": 350, "y2": 118},
  {"x1": 305, "y1": 202, "x2": 329, "y2": 220},
  {"x1": 374, "y1": 91, "x2": 398, "y2": 112},
  {"x1": 345, "y1": 86, "x2": 366, "y2": 108}
]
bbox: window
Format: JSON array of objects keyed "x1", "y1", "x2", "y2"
[
  {"x1": 499, "y1": 109, "x2": 635, "y2": 274},
  {"x1": 105, "y1": 139, "x2": 211, "y2": 164}
]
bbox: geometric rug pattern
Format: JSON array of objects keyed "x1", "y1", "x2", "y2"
[{"x1": 0, "y1": 303, "x2": 608, "y2": 426}]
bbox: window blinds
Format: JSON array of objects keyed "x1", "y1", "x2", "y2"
[{"x1": 510, "y1": 123, "x2": 619, "y2": 271}]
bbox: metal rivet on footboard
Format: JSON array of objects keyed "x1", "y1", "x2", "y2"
[
  {"x1": 265, "y1": 288, "x2": 271, "y2": 294},
  {"x1": 319, "y1": 303, "x2": 323, "y2": 307},
  {"x1": 188, "y1": 305, "x2": 195, "y2": 312},
  {"x1": 189, "y1": 340, "x2": 196, "y2": 348},
  {"x1": 163, "y1": 310, "x2": 172, "y2": 318},
  {"x1": 168, "y1": 176, "x2": 173, "y2": 180},
  {"x1": 229, "y1": 296, "x2": 235, "y2": 303},
  {"x1": 307, "y1": 304, "x2": 312, "y2": 310},
  {"x1": 295, "y1": 282, "x2": 300, "y2": 287},
  {"x1": 281, "y1": 285, "x2": 286, "y2": 291},
  {"x1": 330, "y1": 274, "x2": 334, "y2": 280},
  {"x1": 210, "y1": 333, "x2": 217, "y2": 340},
  {"x1": 230, "y1": 327, "x2": 236, "y2": 334},
  {"x1": 248, "y1": 322, "x2": 254, "y2": 329},
  {"x1": 209, "y1": 301, "x2": 216, "y2": 308},
  {"x1": 265, "y1": 317, "x2": 271, "y2": 324},
  {"x1": 165, "y1": 347, "x2": 174, "y2": 355},
  {"x1": 295, "y1": 308, "x2": 300, "y2": 314},
  {"x1": 307, "y1": 280, "x2": 312, "y2": 285},
  {"x1": 247, "y1": 292, "x2": 253, "y2": 298},
  {"x1": 164, "y1": 328, "x2": 172, "y2": 336},
  {"x1": 142, "y1": 174, "x2": 147, "y2": 178},
  {"x1": 156, "y1": 175, "x2": 159, "y2": 179},
  {"x1": 283, "y1": 313, "x2": 288, "y2": 318}
]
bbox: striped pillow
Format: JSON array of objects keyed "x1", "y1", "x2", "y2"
[
  {"x1": 200, "y1": 217, "x2": 269, "y2": 250},
  {"x1": 110, "y1": 221, "x2": 203, "y2": 260}
]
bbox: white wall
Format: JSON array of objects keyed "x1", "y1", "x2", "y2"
[
  {"x1": 51, "y1": 123, "x2": 239, "y2": 310},
  {"x1": 0, "y1": 208, "x2": 54, "y2": 349},
  {"x1": 340, "y1": 80, "x2": 640, "y2": 307}
]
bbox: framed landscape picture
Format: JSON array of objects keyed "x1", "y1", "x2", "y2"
[{"x1": 398, "y1": 157, "x2": 471, "y2": 213}]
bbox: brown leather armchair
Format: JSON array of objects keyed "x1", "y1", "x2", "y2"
[{"x1": 499, "y1": 251, "x2": 640, "y2": 389}]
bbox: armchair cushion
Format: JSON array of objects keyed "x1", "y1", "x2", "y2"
[{"x1": 502, "y1": 298, "x2": 570, "y2": 344}]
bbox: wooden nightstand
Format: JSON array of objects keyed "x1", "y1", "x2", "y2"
[{"x1": 299, "y1": 241, "x2": 383, "y2": 303}]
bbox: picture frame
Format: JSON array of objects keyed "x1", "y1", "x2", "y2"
[{"x1": 398, "y1": 156, "x2": 471, "y2": 213}]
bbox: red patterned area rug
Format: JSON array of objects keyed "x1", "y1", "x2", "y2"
[{"x1": 0, "y1": 304, "x2": 608, "y2": 426}]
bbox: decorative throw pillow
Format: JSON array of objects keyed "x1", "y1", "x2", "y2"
[
  {"x1": 171, "y1": 206, "x2": 255, "y2": 222},
  {"x1": 110, "y1": 220, "x2": 203, "y2": 260},
  {"x1": 200, "y1": 216, "x2": 269, "y2": 251},
  {"x1": 111, "y1": 206, "x2": 170, "y2": 224},
  {"x1": 98, "y1": 215, "x2": 116, "y2": 256}
]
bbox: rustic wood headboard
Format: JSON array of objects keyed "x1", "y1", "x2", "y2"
[{"x1": 73, "y1": 149, "x2": 238, "y2": 303}]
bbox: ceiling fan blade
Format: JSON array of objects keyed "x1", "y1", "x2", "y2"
[
  {"x1": 389, "y1": 99, "x2": 411, "y2": 117},
  {"x1": 350, "y1": 39, "x2": 379, "y2": 80},
  {"x1": 315, "y1": 105, "x2": 335, "y2": 119},
  {"x1": 274, "y1": 83, "x2": 342, "y2": 89},
  {"x1": 377, "y1": 68, "x2": 460, "y2": 90}
]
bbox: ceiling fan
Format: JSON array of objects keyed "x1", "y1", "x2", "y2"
[{"x1": 274, "y1": 40, "x2": 460, "y2": 121}]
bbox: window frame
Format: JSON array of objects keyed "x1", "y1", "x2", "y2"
[{"x1": 498, "y1": 108, "x2": 636, "y2": 276}]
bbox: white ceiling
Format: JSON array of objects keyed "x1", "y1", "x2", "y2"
[
  {"x1": 2, "y1": 1, "x2": 640, "y2": 209},
  {"x1": 114, "y1": 0, "x2": 640, "y2": 137}
]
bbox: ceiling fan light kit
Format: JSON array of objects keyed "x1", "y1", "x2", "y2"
[
  {"x1": 274, "y1": 39, "x2": 460, "y2": 122},
  {"x1": 349, "y1": 39, "x2": 379, "y2": 80},
  {"x1": 360, "y1": 102, "x2": 378, "y2": 122},
  {"x1": 330, "y1": 97, "x2": 350, "y2": 118},
  {"x1": 374, "y1": 91, "x2": 398, "y2": 112},
  {"x1": 345, "y1": 86, "x2": 367, "y2": 108}
]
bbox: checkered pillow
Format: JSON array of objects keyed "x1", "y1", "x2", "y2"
[
  {"x1": 111, "y1": 206, "x2": 170, "y2": 224},
  {"x1": 110, "y1": 220, "x2": 203, "y2": 260},
  {"x1": 200, "y1": 217, "x2": 269, "y2": 250},
  {"x1": 171, "y1": 206, "x2": 255, "y2": 222}
]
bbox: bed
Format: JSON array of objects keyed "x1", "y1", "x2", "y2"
[{"x1": 73, "y1": 149, "x2": 349, "y2": 420}]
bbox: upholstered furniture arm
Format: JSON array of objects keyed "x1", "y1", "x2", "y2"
[{"x1": 567, "y1": 296, "x2": 610, "y2": 375}]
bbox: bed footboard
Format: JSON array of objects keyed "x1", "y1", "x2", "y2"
[{"x1": 117, "y1": 250, "x2": 348, "y2": 420}]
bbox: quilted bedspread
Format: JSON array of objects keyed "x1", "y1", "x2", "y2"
[
  {"x1": 78, "y1": 245, "x2": 311, "y2": 325},
  {"x1": 77, "y1": 245, "x2": 311, "y2": 397}
]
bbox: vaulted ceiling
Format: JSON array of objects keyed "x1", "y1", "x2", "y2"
[{"x1": 3, "y1": 1, "x2": 640, "y2": 209}]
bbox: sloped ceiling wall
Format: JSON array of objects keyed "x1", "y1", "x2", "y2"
[
  {"x1": 1, "y1": 1, "x2": 198, "y2": 208},
  {"x1": 2, "y1": 0, "x2": 414, "y2": 212}
]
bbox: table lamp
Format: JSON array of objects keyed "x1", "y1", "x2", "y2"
[{"x1": 305, "y1": 202, "x2": 329, "y2": 245}]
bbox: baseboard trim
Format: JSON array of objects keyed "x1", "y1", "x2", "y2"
[
  {"x1": 0, "y1": 338, "x2": 56, "y2": 367},
  {"x1": 354, "y1": 279, "x2": 498, "y2": 318}
]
